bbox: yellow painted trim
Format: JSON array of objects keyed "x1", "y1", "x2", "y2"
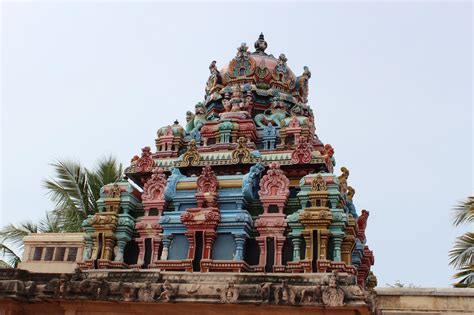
[
  {"x1": 176, "y1": 182, "x2": 197, "y2": 190},
  {"x1": 176, "y1": 179, "x2": 243, "y2": 190},
  {"x1": 289, "y1": 179, "x2": 300, "y2": 186},
  {"x1": 219, "y1": 179, "x2": 242, "y2": 188}
]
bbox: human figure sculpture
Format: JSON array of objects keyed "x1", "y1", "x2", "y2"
[
  {"x1": 158, "y1": 280, "x2": 174, "y2": 302},
  {"x1": 206, "y1": 60, "x2": 219, "y2": 95},
  {"x1": 322, "y1": 272, "x2": 345, "y2": 307},
  {"x1": 217, "y1": 281, "x2": 239, "y2": 303}
]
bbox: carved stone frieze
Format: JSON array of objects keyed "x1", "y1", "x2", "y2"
[
  {"x1": 216, "y1": 281, "x2": 239, "y2": 303},
  {"x1": 0, "y1": 270, "x2": 374, "y2": 311}
]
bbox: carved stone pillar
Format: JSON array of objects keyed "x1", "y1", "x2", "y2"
[
  {"x1": 331, "y1": 233, "x2": 343, "y2": 262},
  {"x1": 160, "y1": 235, "x2": 172, "y2": 260},
  {"x1": 341, "y1": 235, "x2": 355, "y2": 265},
  {"x1": 291, "y1": 236, "x2": 301, "y2": 262},
  {"x1": 114, "y1": 238, "x2": 127, "y2": 262},
  {"x1": 104, "y1": 237, "x2": 117, "y2": 261},
  {"x1": 256, "y1": 236, "x2": 266, "y2": 266},
  {"x1": 301, "y1": 230, "x2": 312, "y2": 262},
  {"x1": 203, "y1": 231, "x2": 216, "y2": 260},
  {"x1": 135, "y1": 238, "x2": 145, "y2": 266},
  {"x1": 233, "y1": 234, "x2": 246, "y2": 260},
  {"x1": 152, "y1": 238, "x2": 161, "y2": 264},
  {"x1": 318, "y1": 230, "x2": 330, "y2": 261},
  {"x1": 83, "y1": 237, "x2": 93, "y2": 260},
  {"x1": 275, "y1": 236, "x2": 285, "y2": 266},
  {"x1": 185, "y1": 231, "x2": 195, "y2": 260}
]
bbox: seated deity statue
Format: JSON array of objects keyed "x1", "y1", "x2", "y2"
[
  {"x1": 220, "y1": 85, "x2": 252, "y2": 120},
  {"x1": 185, "y1": 102, "x2": 207, "y2": 133}
]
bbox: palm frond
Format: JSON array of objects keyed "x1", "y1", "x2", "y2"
[
  {"x1": 52, "y1": 207, "x2": 85, "y2": 232},
  {"x1": 449, "y1": 232, "x2": 474, "y2": 269},
  {"x1": 87, "y1": 156, "x2": 122, "y2": 207},
  {"x1": 453, "y1": 265, "x2": 474, "y2": 288},
  {"x1": 38, "y1": 212, "x2": 62, "y2": 233},
  {"x1": 0, "y1": 222, "x2": 38, "y2": 250},
  {"x1": 0, "y1": 243, "x2": 21, "y2": 268},
  {"x1": 452, "y1": 196, "x2": 474, "y2": 227},
  {"x1": 43, "y1": 160, "x2": 94, "y2": 216},
  {"x1": 94, "y1": 155, "x2": 123, "y2": 185}
]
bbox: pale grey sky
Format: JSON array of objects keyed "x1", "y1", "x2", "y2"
[{"x1": 1, "y1": 1, "x2": 472, "y2": 287}]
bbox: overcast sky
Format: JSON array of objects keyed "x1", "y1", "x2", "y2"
[{"x1": 1, "y1": 1, "x2": 472, "y2": 287}]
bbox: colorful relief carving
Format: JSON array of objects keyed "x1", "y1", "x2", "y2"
[
  {"x1": 231, "y1": 137, "x2": 252, "y2": 164},
  {"x1": 254, "y1": 98, "x2": 288, "y2": 127},
  {"x1": 83, "y1": 34, "x2": 375, "y2": 290},
  {"x1": 291, "y1": 137, "x2": 313, "y2": 164},
  {"x1": 255, "y1": 162, "x2": 290, "y2": 272}
]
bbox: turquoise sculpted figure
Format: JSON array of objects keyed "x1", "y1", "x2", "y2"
[
  {"x1": 164, "y1": 167, "x2": 184, "y2": 202},
  {"x1": 185, "y1": 102, "x2": 207, "y2": 133},
  {"x1": 242, "y1": 162, "x2": 265, "y2": 200},
  {"x1": 254, "y1": 98, "x2": 288, "y2": 127}
]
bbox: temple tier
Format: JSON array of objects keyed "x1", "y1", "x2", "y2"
[{"x1": 78, "y1": 34, "x2": 374, "y2": 288}]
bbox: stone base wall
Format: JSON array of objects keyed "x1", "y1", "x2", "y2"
[
  {"x1": 0, "y1": 300, "x2": 369, "y2": 315},
  {"x1": 1, "y1": 289, "x2": 473, "y2": 315},
  {"x1": 376, "y1": 288, "x2": 474, "y2": 314},
  {"x1": 0, "y1": 268, "x2": 472, "y2": 315}
]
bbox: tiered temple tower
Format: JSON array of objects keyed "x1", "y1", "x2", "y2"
[{"x1": 78, "y1": 34, "x2": 375, "y2": 286}]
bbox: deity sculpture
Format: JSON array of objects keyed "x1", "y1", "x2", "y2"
[
  {"x1": 205, "y1": 60, "x2": 220, "y2": 96},
  {"x1": 322, "y1": 272, "x2": 345, "y2": 307},
  {"x1": 262, "y1": 123, "x2": 277, "y2": 150},
  {"x1": 185, "y1": 102, "x2": 207, "y2": 133},
  {"x1": 254, "y1": 98, "x2": 288, "y2": 127},
  {"x1": 221, "y1": 85, "x2": 253, "y2": 119}
]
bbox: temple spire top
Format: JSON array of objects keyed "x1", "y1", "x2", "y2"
[{"x1": 254, "y1": 32, "x2": 268, "y2": 54}]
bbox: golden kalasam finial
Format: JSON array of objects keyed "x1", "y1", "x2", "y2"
[{"x1": 254, "y1": 33, "x2": 268, "y2": 54}]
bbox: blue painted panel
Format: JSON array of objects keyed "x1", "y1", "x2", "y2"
[
  {"x1": 211, "y1": 234, "x2": 235, "y2": 260},
  {"x1": 168, "y1": 234, "x2": 189, "y2": 260}
]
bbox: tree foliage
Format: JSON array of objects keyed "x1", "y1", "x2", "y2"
[
  {"x1": 0, "y1": 156, "x2": 122, "y2": 268},
  {"x1": 449, "y1": 197, "x2": 474, "y2": 288}
]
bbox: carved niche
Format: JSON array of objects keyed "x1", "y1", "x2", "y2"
[
  {"x1": 195, "y1": 166, "x2": 219, "y2": 208},
  {"x1": 216, "y1": 281, "x2": 239, "y2": 303},
  {"x1": 231, "y1": 137, "x2": 252, "y2": 164},
  {"x1": 291, "y1": 136, "x2": 313, "y2": 164},
  {"x1": 258, "y1": 162, "x2": 290, "y2": 213},
  {"x1": 136, "y1": 147, "x2": 155, "y2": 172},
  {"x1": 322, "y1": 272, "x2": 345, "y2": 307},
  {"x1": 141, "y1": 167, "x2": 168, "y2": 215}
]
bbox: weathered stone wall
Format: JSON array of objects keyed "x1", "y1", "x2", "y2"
[
  {"x1": 0, "y1": 269, "x2": 472, "y2": 315},
  {"x1": 1, "y1": 289, "x2": 473, "y2": 315},
  {"x1": 376, "y1": 288, "x2": 474, "y2": 314}
]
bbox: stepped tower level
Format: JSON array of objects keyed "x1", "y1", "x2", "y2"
[{"x1": 79, "y1": 34, "x2": 375, "y2": 285}]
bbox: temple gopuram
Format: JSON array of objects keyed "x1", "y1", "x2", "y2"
[{"x1": 0, "y1": 34, "x2": 380, "y2": 315}]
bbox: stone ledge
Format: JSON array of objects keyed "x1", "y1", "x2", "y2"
[{"x1": 376, "y1": 287, "x2": 474, "y2": 297}]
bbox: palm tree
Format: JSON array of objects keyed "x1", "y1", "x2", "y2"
[
  {"x1": 449, "y1": 196, "x2": 474, "y2": 288},
  {"x1": 0, "y1": 213, "x2": 60, "y2": 268},
  {"x1": 0, "y1": 156, "x2": 122, "y2": 268},
  {"x1": 43, "y1": 156, "x2": 122, "y2": 232}
]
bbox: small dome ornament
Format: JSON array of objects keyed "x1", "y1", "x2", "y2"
[{"x1": 254, "y1": 33, "x2": 268, "y2": 54}]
